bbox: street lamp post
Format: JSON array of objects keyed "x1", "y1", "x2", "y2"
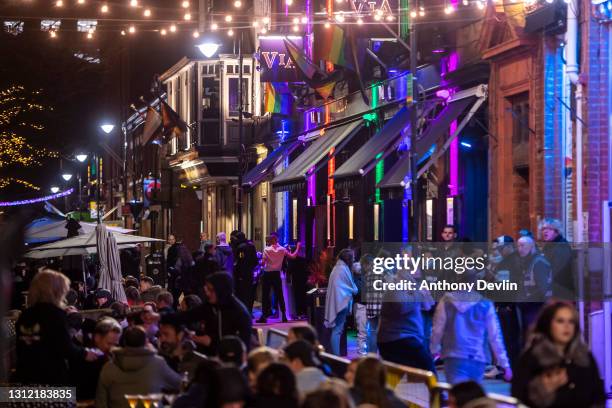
[
  {"x1": 237, "y1": 30, "x2": 244, "y2": 232},
  {"x1": 409, "y1": 0, "x2": 419, "y2": 242}
]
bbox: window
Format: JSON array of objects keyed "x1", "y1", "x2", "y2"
[
  {"x1": 228, "y1": 78, "x2": 249, "y2": 117},
  {"x1": 227, "y1": 65, "x2": 234, "y2": 74},
  {"x1": 243, "y1": 65, "x2": 250, "y2": 74}
]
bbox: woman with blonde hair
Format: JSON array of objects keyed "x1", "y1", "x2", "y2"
[{"x1": 14, "y1": 269, "x2": 96, "y2": 385}]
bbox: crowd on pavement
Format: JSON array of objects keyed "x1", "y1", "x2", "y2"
[{"x1": 3, "y1": 217, "x2": 608, "y2": 407}]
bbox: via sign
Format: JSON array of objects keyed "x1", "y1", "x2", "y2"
[{"x1": 258, "y1": 36, "x2": 303, "y2": 83}]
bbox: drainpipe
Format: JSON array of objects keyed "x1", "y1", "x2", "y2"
[{"x1": 565, "y1": 0, "x2": 585, "y2": 331}]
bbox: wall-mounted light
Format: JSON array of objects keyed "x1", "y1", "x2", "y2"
[
  {"x1": 348, "y1": 204, "x2": 354, "y2": 240},
  {"x1": 373, "y1": 203, "x2": 380, "y2": 241},
  {"x1": 292, "y1": 198, "x2": 298, "y2": 240}
]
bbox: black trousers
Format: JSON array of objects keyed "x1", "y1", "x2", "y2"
[
  {"x1": 261, "y1": 270, "x2": 285, "y2": 316},
  {"x1": 378, "y1": 336, "x2": 436, "y2": 373},
  {"x1": 235, "y1": 277, "x2": 253, "y2": 314}
]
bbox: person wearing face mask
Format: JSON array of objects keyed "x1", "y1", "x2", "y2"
[{"x1": 512, "y1": 301, "x2": 605, "y2": 408}]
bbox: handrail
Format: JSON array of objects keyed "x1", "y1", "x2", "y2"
[
  {"x1": 434, "y1": 382, "x2": 526, "y2": 408},
  {"x1": 262, "y1": 328, "x2": 523, "y2": 408}
]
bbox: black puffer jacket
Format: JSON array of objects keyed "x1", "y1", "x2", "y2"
[
  {"x1": 512, "y1": 335, "x2": 605, "y2": 408},
  {"x1": 14, "y1": 303, "x2": 86, "y2": 385},
  {"x1": 174, "y1": 272, "x2": 252, "y2": 354}
]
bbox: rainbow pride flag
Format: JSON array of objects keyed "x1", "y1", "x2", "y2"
[
  {"x1": 314, "y1": 24, "x2": 353, "y2": 70},
  {"x1": 264, "y1": 82, "x2": 292, "y2": 115}
]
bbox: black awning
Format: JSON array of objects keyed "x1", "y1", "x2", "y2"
[
  {"x1": 242, "y1": 142, "x2": 298, "y2": 189},
  {"x1": 377, "y1": 95, "x2": 477, "y2": 198},
  {"x1": 271, "y1": 120, "x2": 363, "y2": 192},
  {"x1": 333, "y1": 106, "x2": 411, "y2": 190}
]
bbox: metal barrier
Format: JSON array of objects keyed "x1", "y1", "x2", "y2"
[
  {"x1": 381, "y1": 360, "x2": 439, "y2": 408},
  {"x1": 266, "y1": 327, "x2": 290, "y2": 349},
  {"x1": 262, "y1": 328, "x2": 524, "y2": 408},
  {"x1": 434, "y1": 382, "x2": 526, "y2": 408},
  {"x1": 251, "y1": 327, "x2": 265, "y2": 348}
]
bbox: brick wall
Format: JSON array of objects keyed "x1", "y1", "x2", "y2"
[{"x1": 583, "y1": 5, "x2": 610, "y2": 242}]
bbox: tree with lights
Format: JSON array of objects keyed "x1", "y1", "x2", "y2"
[{"x1": 0, "y1": 85, "x2": 58, "y2": 191}]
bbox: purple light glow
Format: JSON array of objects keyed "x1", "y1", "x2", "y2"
[
  {"x1": 436, "y1": 89, "x2": 451, "y2": 100},
  {"x1": 0, "y1": 188, "x2": 74, "y2": 207}
]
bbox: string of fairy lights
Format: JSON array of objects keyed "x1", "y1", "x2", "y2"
[
  {"x1": 0, "y1": 85, "x2": 59, "y2": 191},
  {"x1": 1, "y1": 0, "x2": 566, "y2": 39}
]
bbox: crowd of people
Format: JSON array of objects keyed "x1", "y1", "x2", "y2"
[{"x1": 4, "y1": 217, "x2": 608, "y2": 407}]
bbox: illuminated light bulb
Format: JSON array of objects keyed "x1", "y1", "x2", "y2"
[
  {"x1": 211, "y1": 22, "x2": 218, "y2": 30},
  {"x1": 292, "y1": 25, "x2": 299, "y2": 32},
  {"x1": 301, "y1": 16, "x2": 308, "y2": 23},
  {"x1": 263, "y1": 16, "x2": 270, "y2": 24},
  {"x1": 463, "y1": 0, "x2": 468, "y2": 5},
  {"x1": 324, "y1": 21, "x2": 331, "y2": 28},
  {"x1": 336, "y1": 12, "x2": 345, "y2": 22},
  {"x1": 476, "y1": 1, "x2": 484, "y2": 9},
  {"x1": 234, "y1": 0, "x2": 242, "y2": 7},
  {"x1": 286, "y1": 0, "x2": 293, "y2": 5},
  {"x1": 182, "y1": 0, "x2": 190, "y2": 8},
  {"x1": 385, "y1": 15, "x2": 394, "y2": 21},
  {"x1": 121, "y1": 30, "x2": 126, "y2": 35},
  {"x1": 252, "y1": 20, "x2": 259, "y2": 27},
  {"x1": 88, "y1": 28, "x2": 95, "y2": 34},
  {"x1": 144, "y1": 9, "x2": 151, "y2": 17},
  {"x1": 50, "y1": 30, "x2": 57, "y2": 38},
  {"x1": 170, "y1": 24, "x2": 177, "y2": 32},
  {"x1": 77, "y1": 0, "x2": 85, "y2": 4},
  {"x1": 129, "y1": 25, "x2": 136, "y2": 33},
  {"x1": 444, "y1": 5, "x2": 454, "y2": 14},
  {"x1": 376, "y1": 9, "x2": 383, "y2": 16},
  {"x1": 101, "y1": 4, "x2": 109, "y2": 13},
  {"x1": 184, "y1": 12, "x2": 191, "y2": 20},
  {"x1": 228, "y1": 29, "x2": 234, "y2": 36},
  {"x1": 130, "y1": 0, "x2": 138, "y2": 7},
  {"x1": 161, "y1": 28, "x2": 167, "y2": 35},
  {"x1": 260, "y1": 27, "x2": 267, "y2": 34},
  {"x1": 373, "y1": 13, "x2": 381, "y2": 20},
  {"x1": 192, "y1": 30, "x2": 200, "y2": 38},
  {"x1": 410, "y1": 10, "x2": 417, "y2": 17},
  {"x1": 56, "y1": 0, "x2": 63, "y2": 6},
  {"x1": 357, "y1": 17, "x2": 363, "y2": 24},
  {"x1": 87, "y1": 32, "x2": 93, "y2": 39},
  {"x1": 225, "y1": 15, "x2": 233, "y2": 22},
  {"x1": 419, "y1": 7, "x2": 425, "y2": 16},
  {"x1": 293, "y1": 17, "x2": 299, "y2": 24}
]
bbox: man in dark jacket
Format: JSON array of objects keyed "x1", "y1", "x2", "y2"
[
  {"x1": 172, "y1": 272, "x2": 252, "y2": 355},
  {"x1": 70, "y1": 317, "x2": 122, "y2": 400},
  {"x1": 539, "y1": 218, "x2": 575, "y2": 300},
  {"x1": 230, "y1": 231, "x2": 259, "y2": 314},
  {"x1": 158, "y1": 314, "x2": 208, "y2": 381}
]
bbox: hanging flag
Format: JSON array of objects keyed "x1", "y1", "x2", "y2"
[
  {"x1": 160, "y1": 101, "x2": 188, "y2": 142},
  {"x1": 264, "y1": 83, "x2": 292, "y2": 115},
  {"x1": 141, "y1": 106, "x2": 162, "y2": 144},
  {"x1": 284, "y1": 38, "x2": 320, "y2": 80},
  {"x1": 313, "y1": 81, "x2": 336, "y2": 100},
  {"x1": 313, "y1": 24, "x2": 353, "y2": 70}
]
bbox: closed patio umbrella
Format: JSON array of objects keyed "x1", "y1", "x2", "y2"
[{"x1": 96, "y1": 223, "x2": 127, "y2": 304}]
